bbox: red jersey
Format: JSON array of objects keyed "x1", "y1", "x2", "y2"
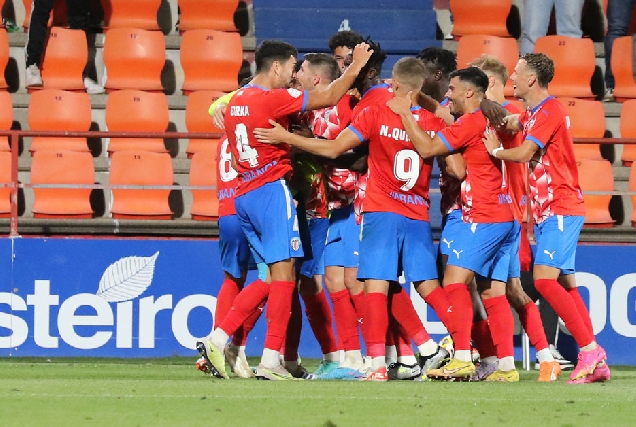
[
  {"x1": 500, "y1": 101, "x2": 528, "y2": 223},
  {"x1": 350, "y1": 105, "x2": 446, "y2": 221},
  {"x1": 438, "y1": 159, "x2": 462, "y2": 215},
  {"x1": 438, "y1": 109, "x2": 514, "y2": 223},
  {"x1": 224, "y1": 84, "x2": 308, "y2": 196},
  {"x1": 217, "y1": 134, "x2": 238, "y2": 217},
  {"x1": 520, "y1": 96, "x2": 585, "y2": 223},
  {"x1": 351, "y1": 83, "x2": 394, "y2": 223}
]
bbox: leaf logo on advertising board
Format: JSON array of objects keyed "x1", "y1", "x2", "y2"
[{"x1": 96, "y1": 252, "x2": 159, "y2": 302}]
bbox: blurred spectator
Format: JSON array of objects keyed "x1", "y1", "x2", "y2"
[
  {"x1": 520, "y1": 0, "x2": 585, "y2": 54},
  {"x1": 25, "y1": 0, "x2": 103, "y2": 93},
  {"x1": 603, "y1": 0, "x2": 636, "y2": 101},
  {"x1": 2, "y1": 0, "x2": 19, "y2": 32}
]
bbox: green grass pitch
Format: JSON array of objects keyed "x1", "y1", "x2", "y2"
[{"x1": 1, "y1": 357, "x2": 635, "y2": 427}]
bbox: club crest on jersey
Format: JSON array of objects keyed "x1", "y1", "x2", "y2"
[
  {"x1": 290, "y1": 237, "x2": 301, "y2": 251},
  {"x1": 287, "y1": 88, "x2": 302, "y2": 98},
  {"x1": 525, "y1": 116, "x2": 537, "y2": 132}
]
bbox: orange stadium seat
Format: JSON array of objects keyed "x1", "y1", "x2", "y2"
[
  {"x1": 40, "y1": 27, "x2": 87, "y2": 91},
  {"x1": 103, "y1": 27, "x2": 165, "y2": 92},
  {"x1": 0, "y1": 151, "x2": 10, "y2": 217},
  {"x1": 189, "y1": 151, "x2": 219, "y2": 220},
  {"x1": 22, "y1": 0, "x2": 67, "y2": 29},
  {"x1": 611, "y1": 36, "x2": 636, "y2": 102},
  {"x1": 620, "y1": 99, "x2": 636, "y2": 166},
  {"x1": 101, "y1": 0, "x2": 160, "y2": 30},
  {"x1": 109, "y1": 150, "x2": 173, "y2": 220},
  {"x1": 105, "y1": 89, "x2": 169, "y2": 155},
  {"x1": 630, "y1": 165, "x2": 636, "y2": 227},
  {"x1": 456, "y1": 34, "x2": 519, "y2": 97},
  {"x1": 181, "y1": 29, "x2": 242, "y2": 94},
  {"x1": 31, "y1": 150, "x2": 94, "y2": 218},
  {"x1": 185, "y1": 91, "x2": 224, "y2": 158},
  {"x1": 0, "y1": 91, "x2": 13, "y2": 151},
  {"x1": 0, "y1": 28, "x2": 9, "y2": 90},
  {"x1": 558, "y1": 97, "x2": 605, "y2": 161},
  {"x1": 450, "y1": 0, "x2": 511, "y2": 38},
  {"x1": 28, "y1": 89, "x2": 92, "y2": 154},
  {"x1": 577, "y1": 159, "x2": 615, "y2": 228},
  {"x1": 533, "y1": 36, "x2": 595, "y2": 99},
  {"x1": 178, "y1": 0, "x2": 239, "y2": 32}
]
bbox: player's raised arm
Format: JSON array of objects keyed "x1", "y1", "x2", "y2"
[
  {"x1": 303, "y1": 43, "x2": 373, "y2": 111},
  {"x1": 254, "y1": 119, "x2": 361, "y2": 159},
  {"x1": 386, "y1": 92, "x2": 451, "y2": 159}
]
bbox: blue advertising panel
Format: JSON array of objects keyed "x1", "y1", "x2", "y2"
[{"x1": 0, "y1": 237, "x2": 635, "y2": 365}]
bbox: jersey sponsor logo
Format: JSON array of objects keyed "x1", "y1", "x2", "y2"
[
  {"x1": 230, "y1": 105, "x2": 250, "y2": 117},
  {"x1": 389, "y1": 191, "x2": 428, "y2": 206},
  {"x1": 498, "y1": 194, "x2": 513, "y2": 205},
  {"x1": 218, "y1": 187, "x2": 237, "y2": 201},
  {"x1": 290, "y1": 237, "x2": 301, "y2": 251},
  {"x1": 240, "y1": 160, "x2": 278, "y2": 182},
  {"x1": 287, "y1": 88, "x2": 302, "y2": 98}
]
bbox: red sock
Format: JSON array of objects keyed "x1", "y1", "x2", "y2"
[
  {"x1": 390, "y1": 317, "x2": 414, "y2": 356},
  {"x1": 471, "y1": 319, "x2": 497, "y2": 359},
  {"x1": 444, "y1": 283, "x2": 473, "y2": 351},
  {"x1": 214, "y1": 278, "x2": 241, "y2": 329},
  {"x1": 329, "y1": 289, "x2": 361, "y2": 351},
  {"x1": 424, "y1": 286, "x2": 453, "y2": 333},
  {"x1": 389, "y1": 284, "x2": 431, "y2": 346},
  {"x1": 566, "y1": 287, "x2": 594, "y2": 337},
  {"x1": 263, "y1": 280, "x2": 296, "y2": 351},
  {"x1": 482, "y1": 295, "x2": 514, "y2": 359},
  {"x1": 302, "y1": 289, "x2": 338, "y2": 354},
  {"x1": 232, "y1": 302, "x2": 264, "y2": 347},
  {"x1": 517, "y1": 301, "x2": 549, "y2": 352},
  {"x1": 365, "y1": 292, "x2": 388, "y2": 358},
  {"x1": 535, "y1": 279, "x2": 594, "y2": 347},
  {"x1": 350, "y1": 290, "x2": 369, "y2": 344},
  {"x1": 219, "y1": 279, "x2": 269, "y2": 336},
  {"x1": 284, "y1": 290, "x2": 302, "y2": 362}
]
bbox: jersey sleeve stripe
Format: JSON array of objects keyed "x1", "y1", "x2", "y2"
[
  {"x1": 438, "y1": 132, "x2": 454, "y2": 152},
  {"x1": 526, "y1": 135, "x2": 545, "y2": 149},
  {"x1": 301, "y1": 90, "x2": 309, "y2": 112},
  {"x1": 348, "y1": 125, "x2": 365, "y2": 142}
]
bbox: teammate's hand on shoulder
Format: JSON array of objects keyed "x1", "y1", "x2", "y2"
[
  {"x1": 213, "y1": 103, "x2": 227, "y2": 129},
  {"x1": 482, "y1": 122, "x2": 502, "y2": 155},
  {"x1": 480, "y1": 99, "x2": 508, "y2": 128},
  {"x1": 386, "y1": 91, "x2": 413, "y2": 116},
  {"x1": 254, "y1": 119, "x2": 290, "y2": 144}
]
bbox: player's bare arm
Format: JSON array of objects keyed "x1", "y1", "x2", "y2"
[
  {"x1": 213, "y1": 103, "x2": 227, "y2": 129},
  {"x1": 482, "y1": 127, "x2": 539, "y2": 162},
  {"x1": 443, "y1": 152, "x2": 466, "y2": 180},
  {"x1": 304, "y1": 43, "x2": 374, "y2": 111},
  {"x1": 416, "y1": 92, "x2": 454, "y2": 125},
  {"x1": 386, "y1": 92, "x2": 451, "y2": 159},
  {"x1": 254, "y1": 119, "x2": 361, "y2": 159},
  {"x1": 481, "y1": 99, "x2": 522, "y2": 132}
]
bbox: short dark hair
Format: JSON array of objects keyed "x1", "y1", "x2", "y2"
[
  {"x1": 416, "y1": 47, "x2": 457, "y2": 76},
  {"x1": 449, "y1": 67, "x2": 489, "y2": 95},
  {"x1": 328, "y1": 30, "x2": 364, "y2": 52},
  {"x1": 392, "y1": 57, "x2": 426, "y2": 91},
  {"x1": 361, "y1": 37, "x2": 387, "y2": 75},
  {"x1": 521, "y1": 53, "x2": 555, "y2": 87},
  {"x1": 303, "y1": 53, "x2": 340, "y2": 82},
  {"x1": 254, "y1": 40, "x2": 298, "y2": 74}
]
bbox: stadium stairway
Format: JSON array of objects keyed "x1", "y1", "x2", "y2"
[{"x1": 0, "y1": 0, "x2": 634, "y2": 241}]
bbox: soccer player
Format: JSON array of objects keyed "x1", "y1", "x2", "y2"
[
  {"x1": 329, "y1": 30, "x2": 365, "y2": 73},
  {"x1": 254, "y1": 57, "x2": 452, "y2": 381},
  {"x1": 197, "y1": 40, "x2": 373, "y2": 381},
  {"x1": 382, "y1": 67, "x2": 516, "y2": 381},
  {"x1": 481, "y1": 53, "x2": 610, "y2": 384},
  {"x1": 470, "y1": 55, "x2": 561, "y2": 382}
]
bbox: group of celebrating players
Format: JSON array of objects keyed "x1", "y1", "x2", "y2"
[{"x1": 194, "y1": 29, "x2": 611, "y2": 383}]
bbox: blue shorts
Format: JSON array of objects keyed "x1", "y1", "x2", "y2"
[
  {"x1": 358, "y1": 212, "x2": 438, "y2": 283},
  {"x1": 218, "y1": 214, "x2": 252, "y2": 279},
  {"x1": 534, "y1": 215, "x2": 584, "y2": 275},
  {"x1": 235, "y1": 179, "x2": 304, "y2": 264},
  {"x1": 324, "y1": 204, "x2": 360, "y2": 268},
  {"x1": 445, "y1": 220, "x2": 515, "y2": 282},
  {"x1": 300, "y1": 217, "x2": 329, "y2": 278},
  {"x1": 507, "y1": 221, "x2": 522, "y2": 279},
  {"x1": 439, "y1": 209, "x2": 463, "y2": 257}
]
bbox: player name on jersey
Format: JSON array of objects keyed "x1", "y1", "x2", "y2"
[
  {"x1": 379, "y1": 125, "x2": 435, "y2": 142},
  {"x1": 230, "y1": 105, "x2": 250, "y2": 117}
]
